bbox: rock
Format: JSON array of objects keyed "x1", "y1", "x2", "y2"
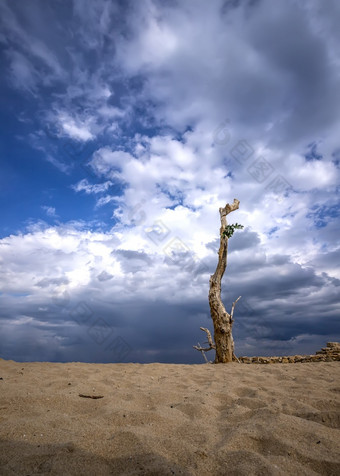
[{"x1": 235, "y1": 342, "x2": 340, "y2": 364}]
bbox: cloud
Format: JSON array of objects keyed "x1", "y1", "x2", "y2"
[
  {"x1": 0, "y1": 215, "x2": 339, "y2": 362},
  {"x1": 1, "y1": 0, "x2": 340, "y2": 362},
  {"x1": 6, "y1": 50, "x2": 39, "y2": 94},
  {"x1": 72, "y1": 179, "x2": 113, "y2": 194},
  {"x1": 56, "y1": 112, "x2": 95, "y2": 142},
  {"x1": 0, "y1": 0, "x2": 65, "y2": 90},
  {"x1": 41, "y1": 206, "x2": 57, "y2": 217}
]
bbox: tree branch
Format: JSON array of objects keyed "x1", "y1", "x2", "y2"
[
  {"x1": 219, "y1": 199, "x2": 240, "y2": 226},
  {"x1": 230, "y1": 296, "x2": 241, "y2": 323},
  {"x1": 230, "y1": 296, "x2": 241, "y2": 363},
  {"x1": 195, "y1": 343, "x2": 212, "y2": 363},
  {"x1": 224, "y1": 198, "x2": 240, "y2": 215},
  {"x1": 193, "y1": 327, "x2": 216, "y2": 352}
]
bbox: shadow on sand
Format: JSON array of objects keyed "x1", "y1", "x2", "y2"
[{"x1": 0, "y1": 438, "x2": 192, "y2": 475}]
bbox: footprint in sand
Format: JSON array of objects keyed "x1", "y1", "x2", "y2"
[
  {"x1": 234, "y1": 387, "x2": 258, "y2": 398},
  {"x1": 236, "y1": 397, "x2": 268, "y2": 410}
]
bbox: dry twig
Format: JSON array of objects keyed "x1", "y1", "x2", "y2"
[{"x1": 79, "y1": 394, "x2": 104, "y2": 399}]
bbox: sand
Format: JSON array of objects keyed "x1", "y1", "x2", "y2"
[{"x1": 0, "y1": 360, "x2": 339, "y2": 475}]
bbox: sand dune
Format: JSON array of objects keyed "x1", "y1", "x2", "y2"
[{"x1": 0, "y1": 359, "x2": 339, "y2": 475}]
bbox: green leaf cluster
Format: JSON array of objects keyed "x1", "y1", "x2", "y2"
[{"x1": 222, "y1": 223, "x2": 244, "y2": 239}]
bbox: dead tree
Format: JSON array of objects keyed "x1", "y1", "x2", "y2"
[{"x1": 194, "y1": 199, "x2": 242, "y2": 363}]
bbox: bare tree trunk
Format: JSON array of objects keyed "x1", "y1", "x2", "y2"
[{"x1": 209, "y1": 199, "x2": 240, "y2": 363}]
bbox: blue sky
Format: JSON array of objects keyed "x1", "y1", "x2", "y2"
[{"x1": 0, "y1": 0, "x2": 339, "y2": 363}]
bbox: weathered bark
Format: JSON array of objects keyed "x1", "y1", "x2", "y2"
[{"x1": 209, "y1": 199, "x2": 240, "y2": 363}]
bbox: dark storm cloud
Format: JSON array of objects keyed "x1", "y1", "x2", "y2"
[
  {"x1": 307, "y1": 248, "x2": 340, "y2": 270},
  {"x1": 114, "y1": 249, "x2": 152, "y2": 263},
  {"x1": 228, "y1": 229, "x2": 261, "y2": 252},
  {"x1": 35, "y1": 277, "x2": 70, "y2": 288},
  {"x1": 242, "y1": 1, "x2": 339, "y2": 144},
  {"x1": 0, "y1": 0, "x2": 339, "y2": 364},
  {"x1": 2, "y1": 224, "x2": 338, "y2": 363}
]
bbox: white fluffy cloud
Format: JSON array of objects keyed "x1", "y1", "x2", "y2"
[
  {"x1": 1, "y1": 0, "x2": 339, "y2": 362},
  {"x1": 0, "y1": 213, "x2": 338, "y2": 362},
  {"x1": 72, "y1": 178, "x2": 113, "y2": 194}
]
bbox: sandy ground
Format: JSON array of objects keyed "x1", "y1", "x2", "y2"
[{"x1": 0, "y1": 360, "x2": 339, "y2": 475}]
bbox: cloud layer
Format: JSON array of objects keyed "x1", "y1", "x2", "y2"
[{"x1": 0, "y1": 0, "x2": 339, "y2": 362}]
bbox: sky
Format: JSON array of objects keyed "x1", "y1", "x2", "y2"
[{"x1": 0, "y1": 0, "x2": 339, "y2": 364}]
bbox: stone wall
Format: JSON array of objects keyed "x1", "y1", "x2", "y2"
[{"x1": 238, "y1": 342, "x2": 340, "y2": 364}]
